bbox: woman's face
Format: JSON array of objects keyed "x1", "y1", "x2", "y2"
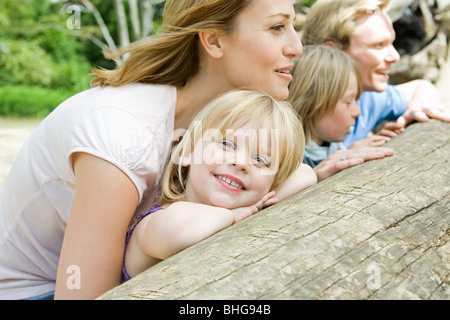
[{"x1": 218, "y1": 0, "x2": 303, "y2": 100}]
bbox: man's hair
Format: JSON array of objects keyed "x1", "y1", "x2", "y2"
[{"x1": 302, "y1": 0, "x2": 391, "y2": 50}]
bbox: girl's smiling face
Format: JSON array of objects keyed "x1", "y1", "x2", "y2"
[{"x1": 183, "y1": 122, "x2": 276, "y2": 209}]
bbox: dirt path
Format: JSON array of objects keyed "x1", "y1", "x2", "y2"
[{"x1": 0, "y1": 118, "x2": 41, "y2": 187}]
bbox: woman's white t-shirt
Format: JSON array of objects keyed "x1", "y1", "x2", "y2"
[{"x1": 0, "y1": 83, "x2": 177, "y2": 299}]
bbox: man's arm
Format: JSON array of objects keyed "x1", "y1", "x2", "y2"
[{"x1": 397, "y1": 79, "x2": 450, "y2": 125}]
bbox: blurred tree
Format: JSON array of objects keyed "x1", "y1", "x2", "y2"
[
  {"x1": 0, "y1": 39, "x2": 54, "y2": 86},
  {"x1": 293, "y1": 0, "x2": 317, "y2": 8},
  {"x1": 64, "y1": 0, "x2": 165, "y2": 64},
  {"x1": 0, "y1": 0, "x2": 92, "y2": 90},
  {"x1": 0, "y1": 0, "x2": 167, "y2": 117}
]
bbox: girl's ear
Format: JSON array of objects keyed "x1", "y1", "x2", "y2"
[
  {"x1": 180, "y1": 155, "x2": 191, "y2": 167},
  {"x1": 179, "y1": 145, "x2": 192, "y2": 167},
  {"x1": 198, "y1": 30, "x2": 224, "y2": 59}
]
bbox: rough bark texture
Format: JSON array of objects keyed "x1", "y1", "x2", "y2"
[{"x1": 100, "y1": 120, "x2": 449, "y2": 300}]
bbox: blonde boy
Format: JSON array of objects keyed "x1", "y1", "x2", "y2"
[{"x1": 289, "y1": 45, "x2": 394, "y2": 180}]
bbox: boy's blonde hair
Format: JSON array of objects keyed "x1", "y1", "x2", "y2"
[
  {"x1": 302, "y1": 0, "x2": 391, "y2": 50},
  {"x1": 288, "y1": 45, "x2": 363, "y2": 146},
  {"x1": 161, "y1": 89, "x2": 305, "y2": 204},
  {"x1": 90, "y1": 0, "x2": 253, "y2": 87}
]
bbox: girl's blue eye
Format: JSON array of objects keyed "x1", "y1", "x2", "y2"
[
  {"x1": 252, "y1": 155, "x2": 270, "y2": 167},
  {"x1": 221, "y1": 140, "x2": 235, "y2": 150}
]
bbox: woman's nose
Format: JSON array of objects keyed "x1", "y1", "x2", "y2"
[{"x1": 284, "y1": 27, "x2": 303, "y2": 59}]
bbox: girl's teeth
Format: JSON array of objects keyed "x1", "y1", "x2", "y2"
[{"x1": 216, "y1": 175, "x2": 244, "y2": 190}]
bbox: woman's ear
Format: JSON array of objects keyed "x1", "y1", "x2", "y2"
[{"x1": 198, "y1": 30, "x2": 224, "y2": 59}]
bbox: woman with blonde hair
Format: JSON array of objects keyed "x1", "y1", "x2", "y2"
[
  {"x1": 122, "y1": 89, "x2": 307, "y2": 281},
  {"x1": 288, "y1": 45, "x2": 394, "y2": 181},
  {"x1": 0, "y1": 0, "x2": 303, "y2": 300}
]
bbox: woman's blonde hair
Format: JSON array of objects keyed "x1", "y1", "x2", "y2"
[
  {"x1": 90, "y1": 0, "x2": 253, "y2": 87},
  {"x1": 301, "y1": 0, "x2": 391, "y2": 50},
  {"x1": 161, "y1": 89, "x2": 305, "y2": 204},
  {"x1": 288, "y1": 45, "x2": 363, "y2": 146}
]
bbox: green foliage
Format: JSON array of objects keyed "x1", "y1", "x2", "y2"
[
  {"x1": 0, "y1": 0, "x2": 169, "y2": 118},
  {"x1": 0, "y1": 36, "x2": 92, "y2": 91},
  {"x1": 0, "y1": 39, "x2": 54, "y2": 86},
  {"x1": 0, "y1": 0, "x2": 92, "y2": 116},
  {"x1": 50, "y1": 61, "x2": 92, "y2": 92},
  {"x1": 0, "y1": 0, "x2": 55, "y2": 38},
  {"x1": 0, "y1": 85, "x2": 77, "y2": 117},
  {"x1": 302, "y1": 0, "x2": 317, "y2": 8}
]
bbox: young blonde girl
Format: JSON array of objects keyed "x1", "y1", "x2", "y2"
[
  {"x1": 288, "y1": 45, "x2": 394, "y2": 181},
  {"x1": 122, "y1": 89, "x2": 306, "y2": 281}
]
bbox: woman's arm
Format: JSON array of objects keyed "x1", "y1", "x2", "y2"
[{"x1": 55, "y1": 152, "x2": 139, "y2": 300}]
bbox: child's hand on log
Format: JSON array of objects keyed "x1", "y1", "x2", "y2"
[
  {"x1": 231, "y1": 191, "x2": 278, "y2": 224},
  {"x1": 314, "y1": 147, "x2": 394, "y2": 182}
]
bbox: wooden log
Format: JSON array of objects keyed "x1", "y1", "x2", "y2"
[{"x1": 99, "y1": 120, "x2": 449, "y2": 300}]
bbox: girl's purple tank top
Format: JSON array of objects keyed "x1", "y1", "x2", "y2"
[{"x1": 121, "y1": 206, "x2": 164, "y2": 283}]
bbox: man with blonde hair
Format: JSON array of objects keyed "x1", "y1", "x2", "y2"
[{"x1": 302, "y1": 0, "x2": 450, "y2": 149}]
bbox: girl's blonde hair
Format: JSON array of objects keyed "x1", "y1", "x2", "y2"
[
  {"x1": 301, "y1": 0, "x2": 391, "y2": 50},
  {"x1": 161, "y1": 89, "x2": 305, "y2": 204},
  {"x1": 288, "y1": 45, "x2": 363, "y2": 146},
  {"x1": 90, "y1": 0, "x2": 253, "y2": 87}
]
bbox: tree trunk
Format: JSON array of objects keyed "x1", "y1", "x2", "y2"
[
  {"x1": 114, "y1": 0, "x2": 130, "y2": 50},
  {"x1": 128, "y1": 0, "x2": 142, "y2": 40},
  {"x1": 99, "y1": 119, "x2": 450, "y2": 300},
  {"x1": 78, "y1": 0, "x2": 117, "y2": 52}
]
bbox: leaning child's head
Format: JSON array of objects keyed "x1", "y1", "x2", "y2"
[
  {"x1": 161, "y1": 89, "x2": 304, "y2": 205},
  {"x1": 288, "y1": 45, "x2": 363, "y2": 146}
]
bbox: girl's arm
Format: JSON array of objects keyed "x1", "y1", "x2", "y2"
[
  {"x1": 134, "y1": 192, "x2": 276, "y2": 261},
  {"x1": 275, "y1": 164, "x2": 318, "y2": 200},
  {"x1": 55, "y1": 152, "x2": 139, "y2": 300}
]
